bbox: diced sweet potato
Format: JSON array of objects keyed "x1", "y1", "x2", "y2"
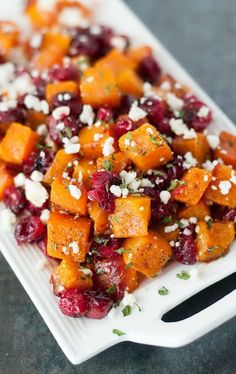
[
  {"x1": 177, "y1": 200, "x2": 210, "y2": 220},
  {"x1": 80, "y1": 65, "x2": 120, "y2": 107},
  {"x1": 72, "y1": 159, "x2": 96, "y2": 188},
  {"x1": 110, "y1": 196, "x2": 151, "y2": 238},
  {"x1": 196, "y1": 221, "x2": 235, "y2": 262},
  {"x1": 26, "y1": 110, "x2": 47, "y2": 130},
  {"x1": 204, "y1": 164, "x2": 236, "y2": 208},
  {"x1": 119, "y1": 124, "x2": 173, "y2": 171},
  {"x1": 26, "y1": 3, "x2": 56, "y2": 29},
  {"x1": 51, "y1": 178, "x2": 88, "y2": 215},
  {"x1": 79, "y1": 123, "x2": 117, "y2": 159},
  {"x1": 0, "y1": 162, "x2": 13, "y2": 199},
  {"x1": 95, "y1": 49, "x2": 135, "y2": 75},
  {"x1": 0, "y1": 123, "x2": 38, "y2": 165},
  {"x1": 88, "y1": 201, "x2": 110, "y2": 235},
  {"x1": 125, "y1": 268, "x2": 139, "y2": 293},
  {"x1": 214, "y1": 131, "x2": 236, "y2": 168},
  {"x1": 157, "y1": 224, "x2": 179, "y2": 242},
  {"x1": 96, "y1": 152, "x2": 131, "y2": 173},
  {"x1": 51, "y1": 258, "x2": 93, "y2": 291},
  {"x1": 34, "y1": 48, "x2": 65, "y2": 71},
  {"x1": 47, "y1": 210, "x2": 91, "y2": 262},
  {"x1": 44, "y1": 149, "x2": 78, "y2": 185},
  {"x1": 127, "y1": 45, "x2": 152, "y2": 69},
  {"x1": 123, "y1": 232, "x2": 173, "y2": 277},
  {"x1": 117, "y1": 69, "x2": 143, "y2": 98},
  {"x1": 41, "y1": 32, "x2": 71, "y2": 55},
  {"x1": 0, "y1": 21, "x2": 19, "y2": 57},
  {"x1": 172, "y1": 133, "x2": 210, "y2": 164},
  {"x1": 172, "y1": 167, "x2": 212, "y2": 206},
  {"x1": 46, "y1": 81, "x2": 78, "y2": 104}
]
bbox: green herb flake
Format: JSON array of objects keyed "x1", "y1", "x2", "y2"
[
  {"x1": 112, "y1": 329, "x2": 125, "y2": 336},
  {"x1": 115, "y1": 247, "x2": 125, "y2": 255},
  {"x1": 177, "y1": 220, "x2": 185, "y2": 229},
  {"x1": 134, "y1": 303, "x2": 142, "y2": 312},
  {"x1": 114, "y1": 299, "x2": 121, "y2": 308},
  {"x1": 153, "y1": 170, "x2": 165, "y2": 176},
  {"x1": 106, "y1": 284, "x2": 117, "y2": 294},
  {"x1": 94, "y1": 236, "x2": 109, "y2": 245},
  {"x1": 178, "y1": 109, "x2": 185, "y2": 119},
  {"x1": 149, "y1": 134, "x2": 162, "y2": 146},
  {"x1": 168, "y1": 179, "x2": 185, "y2": 191},
  {"x1": 96, "y1": 268, "x2": 106, "y2": 275},
  {"x1": 122, "y1": 305, "x2": 132, "y2": 317},
  {"x1": 125, "y1": 132, "x2": 132, "y2": 141},
  {"x1": 102, "y1": 159, "x2": 113, "y2": 172},
  {"x1": 162, "y1": 216, "x2": 172, "y2": 225},
  {"x1": 112, "y1": 215, "x2": 120, "y2": 224},
  {"x1": 176, "y1": 271, "x2": 190, "y2": 280},
  {"x1": 206, "y1": 218, "x2": 213, "y2": 230},
  {"x1": 166, "y1": 163, "x2": 174, "y2": 169},
  {"x1": 125, "y1": 262, "x2": 133, "y2": 270},
  {"x1": 53, "y1": 242, "x2": 57, "y2": 250},
  {"x1": 158, "y1": 286, "x2": 169, "y2": 296}
]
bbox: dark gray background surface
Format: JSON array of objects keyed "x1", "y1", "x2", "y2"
[{"x1": 0, "y1": 1, "x2": 236, "y2": 373}]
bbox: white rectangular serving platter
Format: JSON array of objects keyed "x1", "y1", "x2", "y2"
[{"x1": 0, "y1": 0, "x2": 236, "y2": 365}]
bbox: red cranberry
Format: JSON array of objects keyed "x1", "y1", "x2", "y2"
[
  {"x1": 90, "y1": 171, "x2": 121, "y2": 189},
  {"x1": 152, "y1": 197, "x2": 177, "y2": 223},
  {"x1": 164, "y1": 156, "x2": 186, "y2": 185},
  {"x1": 182, "y1": 95, "x2": 212, "y2": 131},
  {"x1": 14, "y1": 216, "x2": 46, "y2": 244},
  {"x1": 48, "y1": 64, "x2": 79, "y2": 82},
  {"x1": 26, "y1": 201, "x2": 48, "y2": 216},
  {"x1": 175, "y1": 234, "x2": 197, "y2": 265},
  {"x1": 4, "y1": 185, "x2": 26, "y2": 214},
  {"x1": 139, "y1": 98, "x2": 164, "y2": 127},
  {"x1": 157, "y1": 117, "x2": 172, "y2": 135},
  {"x1": 0, "y1": 105, "x2": 26, "y2": 126},
  {"x1": 138, "y1": 54, "x2": 161, "y2": 83},
  {"x1": 97, "y1": 107, "x2": 113, "y2": 122},
  {"x1": 114, "y1": 116, "x2": 135, "y2": 138},
  {"x1": 91, "y1": 236, "x2": 121, "y2": 258},
  {"x1": 59, "y1": 289, "x2": 88, "y2": 317},
  {"x1": 85, "y1": 291, "x2": 113, "y2": 319},
  {"x1": 117, "y1": 95, "x2": 135, "y2": 115},
  {"x1": 23, "y1": 150, "x2": 53, "y2": 176},
  {"x1": 48, "y1": 115, "x2": 80, "y2": 145},
  {"x1": 50, "y1": 92, "x2": 82, "y2": 116},
  {"x1": 88, "y1": 188, "x2": 115, "y2": 213},
  {"x1": 211, "y1": 205, "x2": 236, "y2": 222},
  {"x1": 31, "y1": 75, "x2": 46, "y2": 99}
]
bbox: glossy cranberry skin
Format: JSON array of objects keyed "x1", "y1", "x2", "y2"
[
  {"x1": 48, "y1": 115, "x2": 80, "y2": 145},
  {"x1": 88, "y1": 188, "x2": 115, "y2": 213},
  {"x1": 48, "y1": 64, "x2": 79, "y2": 82},
  {"x1": 211, "y1": 205, "x2": 236, "y2": 222},
  {"x1": 90, "y1": 171, "x2": 121, "y2": 189},
  {"x1": 4, "y1": 185, "x2": 26, "y2": 214},
  {"x1": 97, "y1": 107, "x2": 113, "y2": 122},
  {"x1": 59, "y1": 289, "x2": 88, "y2": 317},
  {"x1": 22, "y1": 150, "x2": 53, "y2": 176},
  {"x1": 139, "y1": 98, "x2": 164, "y2": 126},
  {"x1": 14, "y1": 216, "x2": 46, "y2": 244},
  {"x1": 182, "y1": 95, "x2": 212, "y2": 132},
  {"x1": 114, "y1": 116, "x2": 135, "y2": 138},
  {"x1": 175, "y1": 234, "x2": 197, "y2": 265},
  {"x1": 164, "y1": 156, "x2": 186, "y2": 186},
  {"x1": 26, "y1": 201, "x2": 48, "y2": 216},
  {"x1": 85, "y1": 291, "x2": 113, "y2": 319},
  {"x1": 152, "y1": 198, "x2": 177, "y2": 223},
  {"x1": 31, "y1": 75, "x2": 46, "y2": 99},
  {"x1": 157, "y1": 117, "x2": 172, "y2": 135},
  {"x1": 50, "y1": 92, "x2": 82, "y2": 116},
  {"x1": 138, "y1": 55, "x2": 161, "y2": 83}
]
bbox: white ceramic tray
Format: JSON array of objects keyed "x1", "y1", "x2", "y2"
[{"x1": 0, "y1": 0, "x2": 236, "y2": 365}]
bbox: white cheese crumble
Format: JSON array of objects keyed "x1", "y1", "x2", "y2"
[
  {"x1": 0, "y1": 208, "x2": 16, "y2": 231},
  {"x1": 202, "y1": 159, "x2": 219, "y2": 172},
  {"x1": 110, "y1": 185, "x2": 122, "y2": 197},
  {"x1": 59, "y1": 7, "x2": 89, "y2": 28},
  {"x1": 68, "y1": 241, "x2": 80, "y2": 254},
  {"x1": 14, "y1": 173, "x2": 26, "y2": 188},
  {"x1": 80, "y1": 268, "x2": 93, "y2": 276},
  {"x1": 31, "y1": 170, "x2": 44, "y2": 182},
  {"x1": 166, "y1": 92, "x2": 184, "y2": 115},
  {"x1": 94, "y1": 133, "x2": 104, "y2": 141},
  {"x1": 183, "y1": 152, "x2": 198, "y2": 169},
  {"x1": 203, "y1": 174, "x2": 209, "y2": 182},
  {"x1": 160, "y1": 80, "x2": 171, "y2": 91},
  {"x1": 0, "y1": 62, "x2": 15, "y2": 88},
  {"x1": 30, "y1": 33, "x2": 43, "y2": 49},
  {"x1": 159, "y1": 190, "x2": 171, "y2": 204},
  {"x1": 122, "y1": 291, "x2": 136, "y2": 306},
  {"x1": 36, "y1": 124, "x2": 48, "y2": 137},
  {"x1": 52, "y1": 106, "x2": 70, "y2": 120},
  {"x1": 79, "y1": 104, "x2": 95, "y2": 126},
  {"x1": 40, "y1": 209, "x2": 50, "y2": 225},
  {"x1": 169, "y1": 118, "x2": 196, "y2": 139},
  {"x1": 110, "y1": 36, "x2": 127, "y2": 51},
  {"x1": 143, "y1": 82, "x2": 158, "y2": 98},
  {"x1": 102, "y1": 137, "x2": 115, "y2": 156},
  {"x1": 207, "y1": 134, "x2": 220, "y2": 150},
  {"x1": 128, "y1": 101, "x2": 147, "y2": 121},
  {"x1": 25, "y1": 179, "x2": 49, "y2": 208},
  {"x1": 164, "y1": 223, "x2": 179, "y2": 233},
  {"x1": 24, "y1": 94, "x2": 49, "y2": 114},
  {"x1": 197, "y1": 106, "x2": 210, "y2": 118},
  {"x1": 219, "y1": 180, "x2": 232, "y2": 195},
  {"x1": 38, "y1": 0, "x2": 57, "y2": 11},
  {"x1": 63, "y1": 136, "x2": 81, "y2": 155},
  {"x1": 68, "y1": 185, "x2": 82, "y2": 200},
  {"x1": 183, "y1": 228, "x2": 192, "y2": 236}
]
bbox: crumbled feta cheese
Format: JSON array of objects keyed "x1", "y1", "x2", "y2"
[
  {"x1": 80, "y1": 268, "x2": 93, "y2": 276},
  {"x1": 183, "y1": 152, "x2": 197, "y2": 169},
  {"x1": 146, "y1": 127, "x2": 154, "y2": 135},
  {"x1": 0, "y1": 208, "x2": 16, "y2": 231},
  {"x1": 58, "y1": 7, "x2": 89, "y2": 28},
  {"x1": 197, "y1": 106, "x2": 210, "y2": 118},
  {"x1": 143, "y1": 82, "x2": 157, "y2": 97},
  {"x1": 140, "y1": 178, "x2": 154, "y2": 188},
  {"x1": 36, "y1": 124, "x2": 48, "y2": 137},
  {"x1": 128, "y1": 101, "x2": 147, "y2": 121},
  {"x1": 56, "y1": 122, "x2": 65, "y2": 131},
  {"x1": 164, "y1": 223, "x2": 179, "y2": 233},
  {"x1": 64, "y1": 137, "x2": 81, "y2": 154},
  {"x1": 202, "y1": 159, "x2": 219, "y2": 172},
  {"x1": 207, "y1": 134, "x2": 220, "y2": 150},
  {"x1": 0, "y1": 62, "x2": 15, "y2": 88},
  {"x1": 169, "y1": 118, "x2": 196, "y2": 139},
  {"x1": 102, "y1": 137, "x2": 115, "y2": 156},
  {"x1": 94, "y1": 133, "x2": 104, "y2": 141},
  {"x1": 166, "y1": 92, "x2": 184, "y2": 114},
  {"x1": 159, "y1": 190, "x2": 171, "y2": 204},
  {"x1": 219, "y1": 180, "x2": 232, "y2": 195},
  {"x1": 189, "y1": 217, "x2": 197, "y2": 224},
  {"x1": 25, "y1": 179, "x2": 49, "y2": 207},
  {"x1": 40, "y1": 209, "x2": 50, "y2": 225},
  {"x1": 79, "y1": 104, "x2": 95, "y2": 126},
  {"x1": 170, "y1": 240, "x2": 175, "y2": 247},
  {"x1": 110, "y1": 36, "x2": 127, "y2": 51},
  {"x1": 120, "y1": 170, "x2": 137, "y2": 185},
  {"x1": 183, "y1": 228, "x2": 192, "y2": 236},
  {"x1": 68, "y1": 241, "x2": 80, "y2": 254},
  {"x1": 110, "y1": 185, "x2": 122, "y2": 197},
  {"x1": 130, "y1": 140, "x2": 136, "y2": 148},
  {"x1": 30, "y1": 32, "x2": 43, "y2": 49},
  {"x1": 6, "y1": 73, "x2": 36, "y2": 99},
  {"x1": 31, "y1": 170, "x2": 44, "y2": 182},
  {"x1": 203, "y1": 174, "x2": 209, "y2": 182},
  {"x1": 160, "y1": 80, "x2": 171, "y2": 91},
  {"x1": 24, "y1": 95, "x2": 49, "y2": 114},
  {"x1": 68, "y1": 185, "x2": 82, "y2": 200},
  {"x1": 14, "y1": 173, "x2": 26, "y2": 188},
  {"x1": 52, "y1": 106, "x2": 70, "y2": 120},
  {"x1": 179, "y1": 218, "x2": 189, "y2": 228},
  {"x1": 211, "y1": 185, "x2": 217, "y2": 190},
  {"x1": 122, "y1": 290, "x2": 136, "y2": 306}
]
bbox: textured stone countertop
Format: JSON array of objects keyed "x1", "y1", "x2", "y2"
[{"x1": 0, "y1": 1, "x2": 236, "y2": 373}]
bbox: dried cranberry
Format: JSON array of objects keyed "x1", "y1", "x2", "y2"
[
  {"x1": 14, "y1": 216, "x2": 46, "y2": 244},
  {"x1": 138, "y1": 54, "x2": 161, "y2": 83},
  {"x1": 50, "y1": 92, "x2": 82, "y2": 116},
  {"x1": 97, "y1": 107, "x2": 113, "y2": 122},
  {"x1": 88, "y1": 188, "x2": 115, "y2": 213},
  {"x1": 139, "y1": 98, "x2": 164, "y2": 126},
  {"x1": 164, "y1": 156, "x2": 186, "y2": 186},
  {"x1": 26, "y1": 201, "x2": 48, "y2": 216},
  {"x1": 90, "y1": 171, "x2": 121, "y2": 189},
  {"x1": 211, "y1": 205, "x2": 236, "y2": 222},
  {"x1": 48, "y1": 64, "x2": 79, "y2": 82},
  {"x1": 48, "y1": 115, "x2": 80, "y2": 145},
  {"x1": 0, "y1": 105, "x2": 25, "y2": 126},
  {"x1": 91, "y1": 236, "x2": 121, "y2": 258},
  {"x1": 114, "y1": 116, "x2": 135, "y2": 138},
  {"x1": 175, "y1": 234, "x2": 197, "y2": 265},
  {"x1": 22, "y1": 150, "x2": 53, "y2": 176},
  {"x1": 117, "y1": 95, "x2": 135, "y2": 115},
  {"x1": 30, "y1": 75, "x2": 46, "y2": 99},
  {"x1": 4, "y1": 185, "x2": 26, "y2": 214},
  {"x1": 157, "y1": 117, "x2": 172, "y2": 135},
  {"x1": 85, "y1": 291, "x2": 113, "y2": 319},
  {"x1": 182, "y1": 95, "x2": 212, "y2": 132},
  {"x1": 59, "y1": 289, "x2": 88, "y2": 317},
  {"x1": 152, "y1": 197, "x2": 177, "y2": 223}
]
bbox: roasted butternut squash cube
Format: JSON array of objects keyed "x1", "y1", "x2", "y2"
[
  {"x1": 110, "y1": 196, "x2": 151, "y2": 238},
  {"x1": 34, "y1": 49, "x2": 65, "y2": 71},
  {"x1": 51, "y1": 178, "x2": 87, "y2": 215},
  {"x1": 88, "y1": 201, "x2": 110, "y2": 235},
  {"x1": 196, "y1": 221, "x2": 235, "y2": 262},
  {"x1": 72, "y1": 159, "x2": 96, "y2": 188},
  {"x1": 127, "y1": 45, "x2": 152, "y2": 69},
  {"x1": 44, "y1": 150, "x2": 78, "y2": 185},
  {"x1": 79, "y1": 123, "x2": 117, "y2": 159},
  {"x1": 0, "y1": 123, "x2": 38, "y2": 165},
  {"x1": 96, "y1": 152, "x2": 131, "y2": 173},
  {"x1": 0, "y1": 21, "x2": 19, "y2": 57},
  {"x1": 172, "y1": 133, "x2": 210, "y2": 164},
  {"x1": 41, "y1": 32, "x2": 71, "y2": 55},
  {"x1": 123, "y1": 233, "x2": 173, "y2": 277},
  {"x1": 26, "y1": 110, "x2": 47, "y2": 130},
  {"x1": 157, "y1": 224, "x2": 179, "y2": 242},
  {"x1": 80, "y1": 65, "x2": 120, "y2": 107},
  {"x1": 117, "y1": 69, "x2": 143, "y2": 98},
  {"x1": 51, "y1": 259, "x2": 92, "y2": 291},
  {"x1": 172, "y1": 168, "x2": 212, "y2": 206},
  {"x1": 47, "y1": 210, "x2": 91, "y2": 262},
  {"x1": 214, "y1": 131, "x2": 236, "y2": 168},
  {"x1": 95, "y1": 49, "x2": 135, "y2": 75},
  {"x1": 204, "y1": 164, "x2": 236, "y2": 208},
  {"x1": 125, "y1": 268, "x2": 139, "y2": 293},
  {"x1": 119, "y1": 124, "x2": 172, "y2": 171},
  {"x1": 0, "y1": 162, "x2": 13, "y2": 199},
  {"x1": 177, "y1": 200, "x2": 210, "y2": 220},
  {"x1": 26, "y1": 3, "x2": 56, "y2": 29},
  {"x1": 46, "y1": 81, "x2": 78, "y2": 104}
]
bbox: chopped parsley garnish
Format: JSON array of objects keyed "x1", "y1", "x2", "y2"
[
  {"x1": 176, "y1": 271, "x2": 190, "y2": 280},
  {"x1": 162, "y1": 216, "x2": 172, "y2": 224},
  {"x1": 115, "y1": 247, "x2": 126, "y2": 255},
  {"x1": 168, "y1": 179, "x2": 185, "y2": 191},
  {"x1": 177, "y1": 220, "x2": 185, "y2": 229},
  {"x1": 149, "y1": 134, "x2": 162, "y2": 146},
  {"x1": 158, "y1": 286, "x2": 169, "y2": 296},
  {"x1": 106, "y1": 285, "x2": 117, "y2": 294},
  {"x1": 134, "y1": 303, "x2": 142, "y2": 312},
  {"x1": 53, "y1": 242, "x2": 57, "y2": 250},
  {"x1": 122, "y1": 305, "x2": 132, "y2": 317},
  {"x1": 94, "y1": 236, "x2": 109, "y2": 245},
  {"x1": 125, "y1": 132, "x2": 132, "y2": 140},
  {"x1": 114, "y1": 299, "x2": 121, "y2": 308},
  {"x1": 206, "y1": 218, "x2": 213, "y2": 230},
  {"x1": 112, "y1": 329, "x2": 125, "y2": 336},
  {"x1": 102, "y1": 159, "x2": 113, "y2": 171},
  {"x1": 64, "y1": 127, "x2": 72, "y2": 138},
  {"x1": 125, "y1": 262, "x2": 133, "y2": 269}
]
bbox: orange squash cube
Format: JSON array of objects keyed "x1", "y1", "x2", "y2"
[
  {"x1": 157, "y1": 224, "x2": 179, "y2": 242},
  {"x1": 214, "y1": 131, "x2": 236, "y2": 168},
  {"x1": 44, "y1": 149, "x2": 78, "y2": 185},
  {"x1": 95, "y1": 49, "x2": 135, "y2": 75},
  {"x1": 0, "y1": 123, "x2": 38, "y2": 165},
  {"x1": 46, "y1": 81, "x2": 78, "y2": 104},
  {"x1": 172, "y1": 133, "x2": 210, "y2": 164},
  {"x1": 88, "y1": 201, "x2": 110, "y2": 235},
  {"x1": 34, "y1": 49, "x2": 65, "y2": 71},
  {"x1": 51, "y1": 178, "x2": 88, "y2": 215},
  {"x1": 123, "y1": 232, "x2": 173, "y2": 277},
  {"x1": 47, "y1": 210, "x2": 91, "y2": 262},
  {"x1": 41, "y1": 32, "x2": 71, "y2": 55},
  {"x1": 125, "y1": 268, "x2": 139, "y2": 293},
  {"x1": 177, "y1": 200, "x2": 210, "y2": 220},
  {"x1": 110, "y1": 196, "x2": 151, "y2": 238},
  {"x1": 80, "y1": 65, "x2": 120, "y2": 107},
  {"x1": 172, "y1": 167, "x2": 212, "y2": 206},
  {"x1": 117, "y1": 69, "x2": 143, "y2": 98},
  {"x1": 204, "y1": 164, "x2": 236, "y2": 208},
  {"x1": 119, "y1": 124, "x2": 173, "y2": 171},
  {"x1": 196, "y1": 221, "x2": 235, "y2": 262},
  {"x1": 0, "y1": 21, "x2": 19, "y2": 57},
  {"x1": 51, "y1": 259, "x2": 92, "y2": 291},
  {"x1": 26, "y1": 4, "x2": 56, "y2": 29},
  {"x1": 0, "y1": 162, "x2": 13, "y2": 199},
  {"x1": 72, "y1": 159, "x2": 96, "y2": 188},
  {"x1": 96, "y1": 152, "x2": 131, "y2": 173}
]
